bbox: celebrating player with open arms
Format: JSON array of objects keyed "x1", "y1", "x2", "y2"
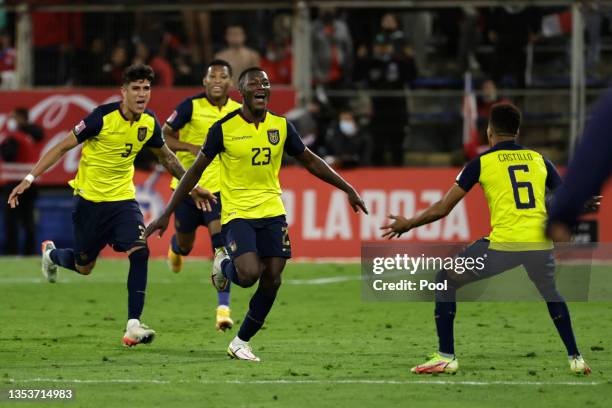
[
  {"x1": 145, "y1": 67, "x2": 368, "y2": 361},
  {"x1": 164, "y1": 59, "x2": 241, "y2": 331},
  {"x1": 8, "y1": 64, "x2": 215, "y2": 347},
  {"x1": 381, "y1": 103, "x2": 594, "y2": 375}
]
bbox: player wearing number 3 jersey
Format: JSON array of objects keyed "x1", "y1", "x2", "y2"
[
  {"x1": 7, "y1": 64, "x2": 216, "y2": 347},
  {"x1": 381, "y1": 103, "x2": 591, "y2": 375}
]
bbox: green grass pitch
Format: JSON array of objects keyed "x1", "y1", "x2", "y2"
[{"x1": 1, "y1": 257, "x2": 611, "y2": 407}]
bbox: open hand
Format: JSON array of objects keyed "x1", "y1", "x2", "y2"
[
  {"x1": 348, "y1": 189, "x2": 368, "y2": 214},
  {"x1": 380, "y1": 214, "x2": 413, "y2": 239},
  {"x1": 144, "y1": 213, "x2": 171, "y2": 239},
  {"x1": 7, "y1": 180, "x2": 32, "y2": 208},
  {"x1": 190, "y1": 186, "x2": 217, "y2": 211}
]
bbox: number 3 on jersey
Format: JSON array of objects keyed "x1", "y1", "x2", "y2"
[
  {"x1": 507, "y1": 165, "x2": 536, "y2": 209},
  {"x1": 252, "y1": 147, "x2": 271, "y2": 166}
]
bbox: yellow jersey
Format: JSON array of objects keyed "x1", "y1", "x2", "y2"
[
  {"x1": 69, "y1": 102, "x2": 164, "y2": 202},
  {"x1": 202, "y1": 109, "x2": 306, "y2": 224},
  {"x1": 456, "y1": 140, "x2": 562, "y2": 250},
  {"x1": 165, "y1": 93, "x2": 241, "y2": 192}
]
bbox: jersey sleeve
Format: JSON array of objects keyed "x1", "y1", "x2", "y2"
[
  {"x1": 544, "y1": 158, "x2": 562, "y2": 190},
  {"x1": 284, "y1": 120, "x2": 306, "y2": 156},
  {"x1": 145, "y1": 118, "x2": 165, "y2": 148},
  {"x1": 73, "y1": 108, "x2": 104, "y2": 143},
  {"x1": 455, "y1": 158, "x2": 481, "y2": 192},
  {"x1": 202, "y1": 122, "x2": 224, "y2": 159},
  {"x1": 165, "y1": 98, "x2": 193, "y2": 131}
]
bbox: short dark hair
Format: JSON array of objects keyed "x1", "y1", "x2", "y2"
[
  {"x1": 122, "y1": 64, "x2": 155, "y2": 85},
  {"x1": 489, "y1": 103, "x2": 521, "y2": 136},
  {"x1": 238, "y1": 67, "x2": 265, "y2": 86},
  {"x1": 206, "y1": 59, "x2": 233, "y2": 77}
]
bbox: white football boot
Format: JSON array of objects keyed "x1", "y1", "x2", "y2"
[
  {"x1": 122, "y1": 319, "x2": 156, "y2": 347},
  {"x1": 227, "y1": 336, "x2": 260, "y2": 362},
  {"x1": 41, "y1": 240, "x2": 58, "y2": 283}
]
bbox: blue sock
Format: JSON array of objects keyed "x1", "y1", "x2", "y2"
[
  {"x1": 434, "y1": 270, "x2": 457, "y2": 355},
  {"x1": 127, "y1": 248, "x2": 149, "y2": 320},
  {"x1": 221, "y1": 259, "x2": 242, "y2": 286},
  {"x1": 237, "y1": 288, "x2": 277, "y2": 341},
  {"x1": 211, "y1": 232, "x2": 224, "y2": 251},
  {"x1": 434, "y1": 301, "x2": 456, "y2": 355},
  {"x1": 217, "y1": 286, "x2": 231, "y2": 307},
  {"x1": 171, "y1": 235, "x2": 190, "y2": 256},
  {"x1": 49, "y1": 248, "x2": 77, "y2": 272},
  {"x1": 547, "y1": 302, "x2": 579, "y2": 356},
  {"x1": 211, "y1": 233, "x2": 230, "y2": 305}
]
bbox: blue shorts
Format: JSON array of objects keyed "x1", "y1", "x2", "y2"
[
  {"x1": 222, "y1": 215, "x2": 291, "y2": 259},
  {"x1": 446, "y1": 238, "x2": 557, "y2": 299},
  {"x1": 174, "y1": 192, "x2": 221, "y2": 234},
  {"x1": 72, "y1": 196, "x2": 146, "y2": 266}
]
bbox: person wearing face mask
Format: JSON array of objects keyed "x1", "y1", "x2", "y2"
[
  {"x1": 0, "y1": 108, "x2": 43, "y2": 255},
  {"x1": 325, "y1": 109, "x2": 371, "y2": 169}
]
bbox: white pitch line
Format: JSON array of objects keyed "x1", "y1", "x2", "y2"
[
  {"x1": 6, "y1": 378, "x2": 603, "y2": 386},
  {"x1": 0, "y1": 275, "x2": 360, "y2": 285}
]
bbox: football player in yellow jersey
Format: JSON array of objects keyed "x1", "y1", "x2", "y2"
[
  {"x1": 8, "y1": 64, "x2": 215, "y2": 347},
  {"x1": 145, "y1": 67, "x2": 368, "y2": 361},
  {"x1": 381, "y1": 103, "x2": 591, "y2": 375},
  {"x1": 163, "y1": 60, "x2": 240, "y2": 331}
]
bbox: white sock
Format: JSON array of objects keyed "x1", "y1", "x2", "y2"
[
  {"x1": 127, "y1": 319, "x2": 140, "y2": 329},
  {"x1": 232, "y1": 335, "x2": 248, "y2": 346}
]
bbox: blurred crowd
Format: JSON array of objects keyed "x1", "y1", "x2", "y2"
[{"x1": 1, "y1": 4, "x2": 612, "y2": 167}]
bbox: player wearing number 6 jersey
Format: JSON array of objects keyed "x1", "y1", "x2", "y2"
[
  {"x1": 7, "y1": 64, "x2": 215, "y2": 347},
  {"x1": 381, "y1": 103, "x2": 591, "y2": 375},
  {"x1": 145, "y1": 67, "x2": 368, "y2": 361}
]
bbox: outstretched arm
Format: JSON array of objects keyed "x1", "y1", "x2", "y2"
[
  {"x1": 381, "y1": 184, "x2": 467, "y2": 239},
  {"x1": 294, "y1": 147, "x2": 368, "y2": 214},
  {"x1": 8, "y1": 131, "x2": 79, "y2": 208},
  {"x1": 144, "y1": 151, "x2": 213, "y2": 238}
]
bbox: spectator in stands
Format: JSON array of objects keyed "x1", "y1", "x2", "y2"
[
  {"x1": 359, "y1": 17, "x2": 417, "y2": 166},
  {"x1": 484, "y1": 6, "x2": 540, "y2": 87},
  {"x1": 583, "y1": 1, "x2": 612, "y2": 75},
  {"x1": 214, "y1": 25, "x2": 260, "y2": 83},
  {"x1": 0, "y1": 28, "x2": 16, "y2": 89},
  {"x1": 0, "y1": 108, "x2": 44, "y2": 255},
  {"x1": 78, "y1": 37, "x2": 107, "y2": 86},
  {"x1": 324, "y1": 109, "x2": 371, "y2": 169},
  {"x1": 458, "y1": 6, "x2": 481, "y2": 72},
  {"x1": 31, "y1": 6, "x2": 84, "y2": 85},
  {"x1": 133, "y1": 41, "x2": 174, "y2": 87},
  {"x1": 260, "y1": 14, "x2": 293, "y2": 85},
  {"x1": 103, "y1": 43, "x2": 130, "y2": 86},
  {"x1": 285, "y1": 97, "x2": 329, "y2": 159},
  {"x1": 311, "y1": 6, "x2": 353, "y2": 106},
  {"x1": 465, "y1": 79, "x2": 511, "y2": 160}
]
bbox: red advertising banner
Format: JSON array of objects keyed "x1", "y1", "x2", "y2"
[
  {"x1": 0, "y1": 87, "x2": 296, "y2": 184},
  {"x1": 118, "y1": 168, "x2": 612, "y2": 259}
]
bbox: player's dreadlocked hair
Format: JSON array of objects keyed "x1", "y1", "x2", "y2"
[
  {"x1": 122, "y1": 64, "x2": 155, "y2": 85},
  {"x1": 489, "y1": 102, "x2": 522, "y2": 136}
]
